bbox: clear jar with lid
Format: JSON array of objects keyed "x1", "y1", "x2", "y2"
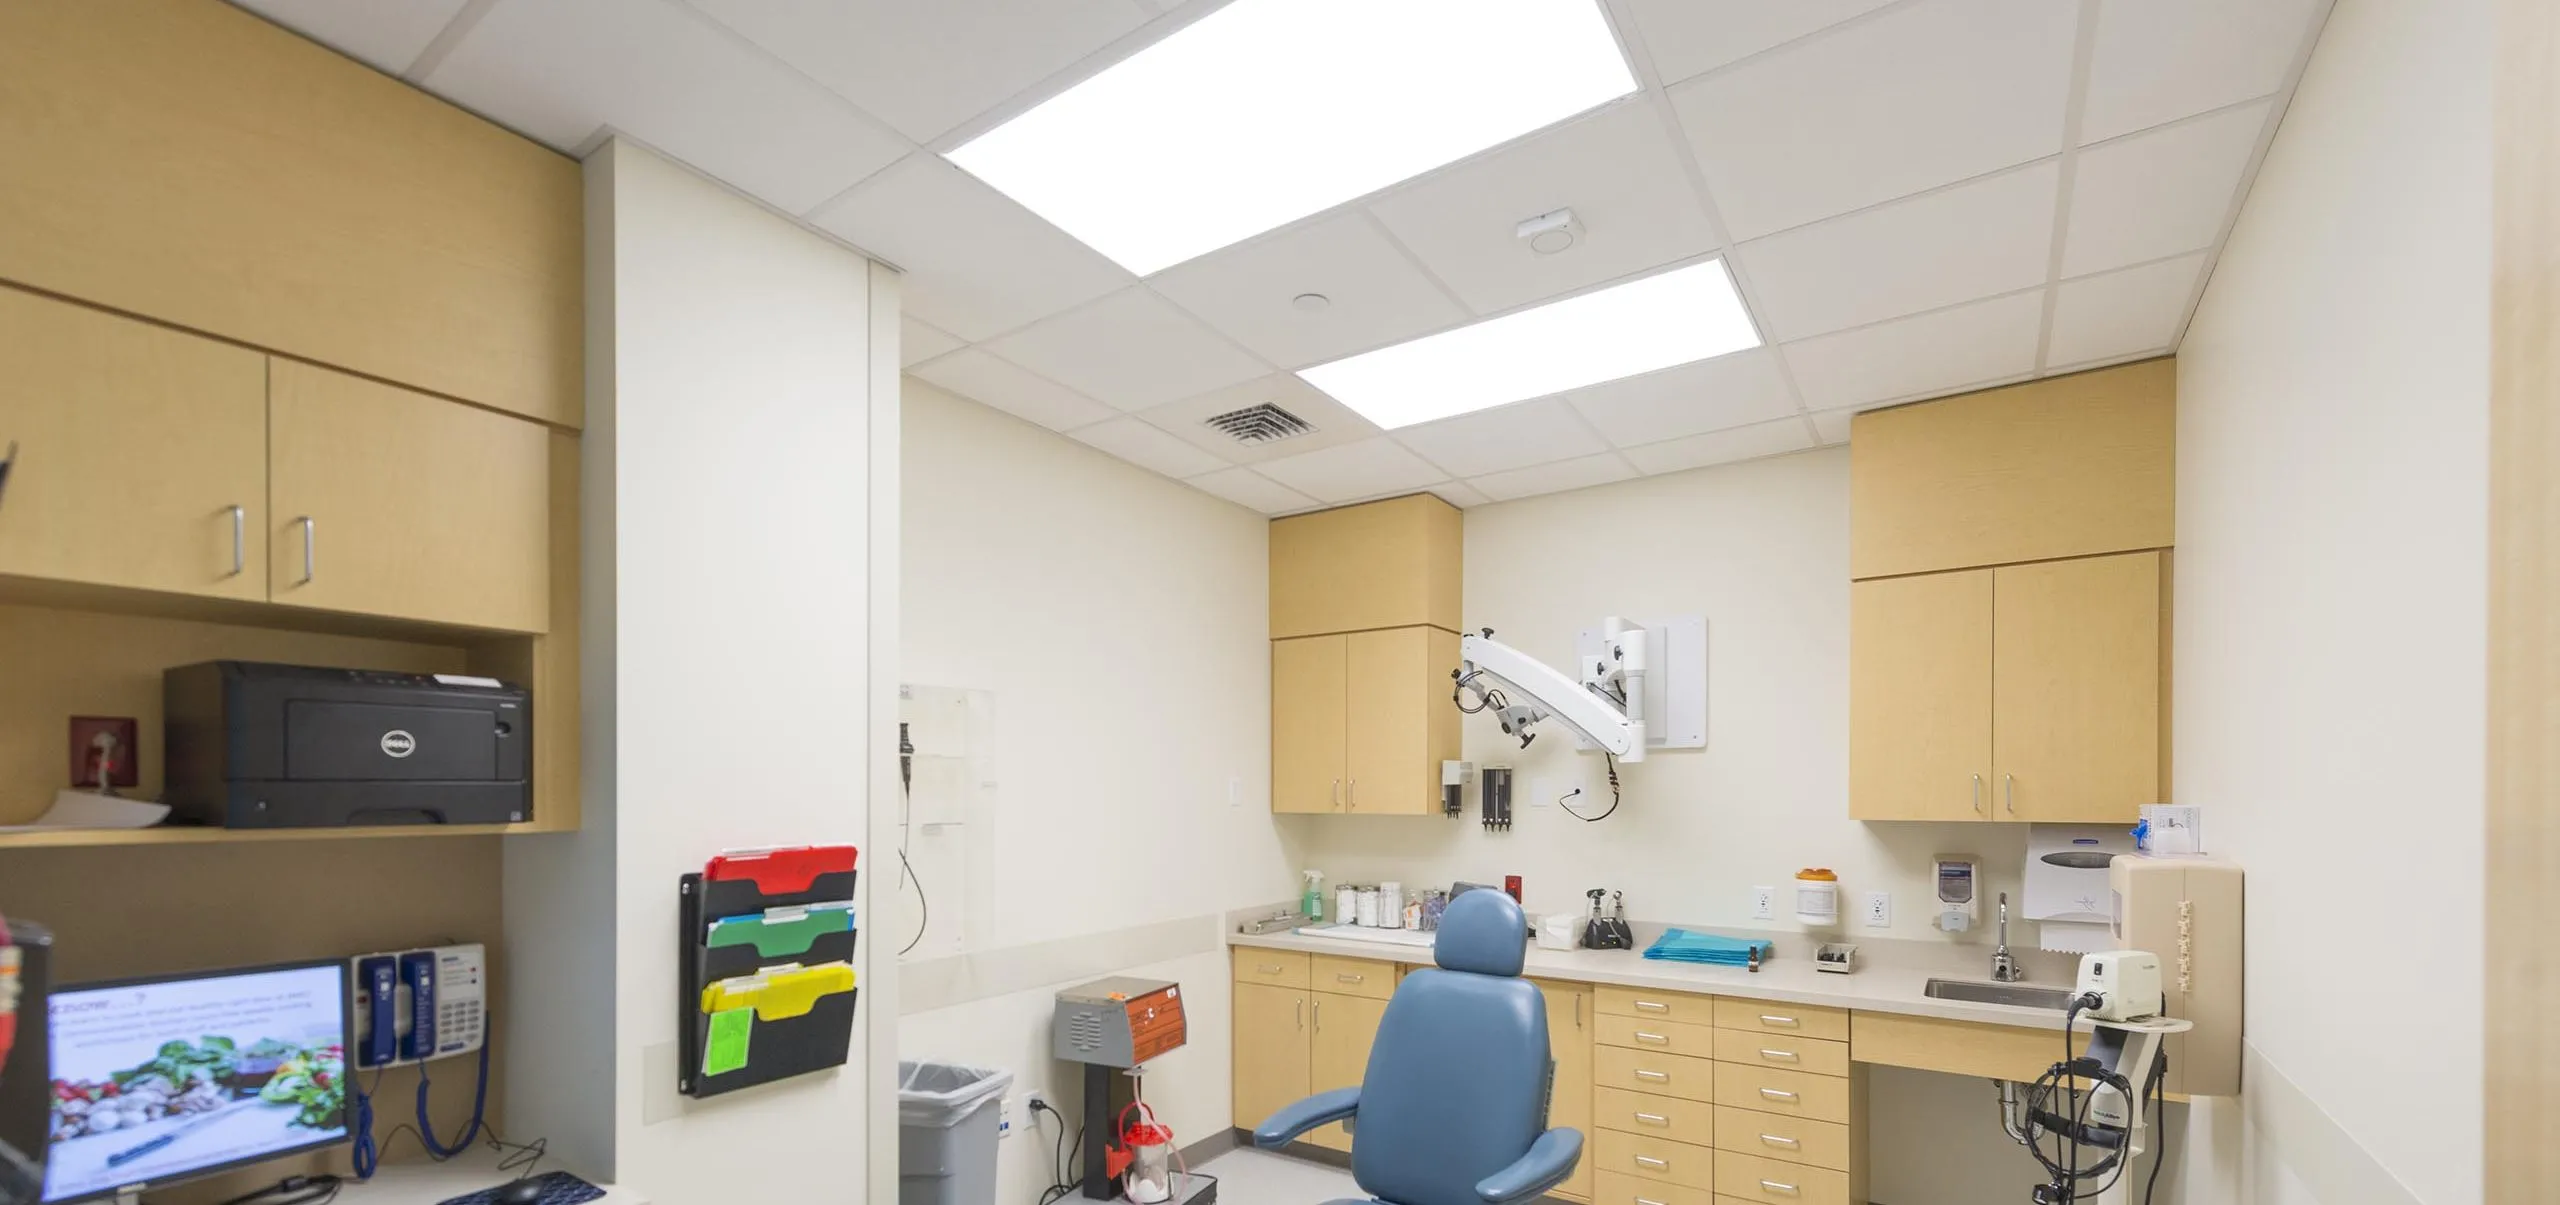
[{"x1": 1795, "y1": 868, "x2": 1840, "y2": 926}]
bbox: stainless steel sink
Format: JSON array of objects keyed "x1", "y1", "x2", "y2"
[{"x1": 1923, "y1": 978, "x2": 2076, "y2": 1011}]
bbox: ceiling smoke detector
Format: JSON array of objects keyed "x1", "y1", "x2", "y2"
[
  {"x1": 1517, "y1": 207, "x2": 1582, "y2": 255},
  {"x1": 1204, "y1": 402, "x2": 1316, "y2": 445}
]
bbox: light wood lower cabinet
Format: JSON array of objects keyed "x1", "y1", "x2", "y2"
[
  {"x1": 1594, "y1": 1170, "x2": 1712, "y2": 1205},
  {"x1": 268, "y1": 359, "x2": 550, "y2": 633},
  {"x1": 1230, "y1": 982, "x2": 1309, "y2": 1136},
  {"x1": 0, "y1": 288, "x2": 268, "y2": 601},
  {"x1": 1713, "y1": 1151, "x2": 1850, "y2": 1205},
  {"x1": 1593, "y1": 1129, "x2": 1716, "y2": 1192},
  {"x1": 1710, "y1": 1108, "x2": 1853, "y2": 1174},
  {"x1": 1306, "y1": 990, "x2": 1389, "y2": 1152},
  {"x1": 1538, "y1": 979, "x2": 1595, "y2": 1201}
]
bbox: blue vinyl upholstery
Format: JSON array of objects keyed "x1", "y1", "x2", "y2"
[{"x1": 1252, "y1": 890, "x2": 1583, "y2": 1205}]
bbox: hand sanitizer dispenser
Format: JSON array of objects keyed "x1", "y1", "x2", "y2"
[{"x1": 1934, "y1": 856, "x2": 1978, "y2": 933}]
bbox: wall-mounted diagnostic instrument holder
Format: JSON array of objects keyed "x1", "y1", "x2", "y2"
[{"x1": 678, "y1": 846, "x2": 860, "y2": 1099}]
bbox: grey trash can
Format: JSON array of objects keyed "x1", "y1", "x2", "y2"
[{"x1": 899, "y1": 1060, "x2": 1013, "y2": 1205}]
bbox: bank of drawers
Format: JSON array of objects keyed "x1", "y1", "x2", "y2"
[{"x1": 1593, "y1": 984, "x2": 1855, "y2": 1196}]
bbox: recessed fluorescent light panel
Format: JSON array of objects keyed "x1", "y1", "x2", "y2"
[
  {"x1": 1298, "y1": 260, "x2": 1760, "y2": 430},
  {"x1": 948, "y1": 0, "x2": 1636, "y2": 275}
]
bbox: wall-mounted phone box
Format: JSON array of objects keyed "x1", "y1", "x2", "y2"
[{"x1": 351, "y1": 943, "x2": 486, "y2": 1070}]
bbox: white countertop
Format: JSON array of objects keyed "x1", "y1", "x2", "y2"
[
  {"x1": 335, "y1": 1148, "x2": 642, "y2": 1205},
  {"x1": 1231, "y1": 928, "x2": 2086, "y2": 1032}
]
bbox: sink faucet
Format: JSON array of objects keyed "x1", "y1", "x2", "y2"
[{"x1": 1990, "y1": 892, "x2": 2024, "y2": 982}]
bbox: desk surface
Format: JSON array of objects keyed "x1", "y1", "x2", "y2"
[{"x1": 336, "y1": 1149, "x2": 643, "y2": 1205}]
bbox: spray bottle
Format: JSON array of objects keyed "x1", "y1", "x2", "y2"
[{"x1": 1302, "y1": 870, "x2": 1325, "y2": 921}]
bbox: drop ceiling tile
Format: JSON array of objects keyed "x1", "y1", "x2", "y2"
[
  {"x1": 1391, "y1": 399, "x2": 1608, "y2": 478},
  {"x1": 901, "y1": 316, "x2": 965, "y2": 367},
  {"x1": 2063, "y1": 102, "x2": 2268, "y2": 277},
  {"x1": 685, "y1": 0, "x2": 1150, "y2": 143},
  {"x1": 985, "y1": 287, "x2": 1268, "y2": 411},
  {"x1": 1365, "y1": 101, "x2": 1721, "y2": 315},
  {"x1": 2079, "y1": 0, "x2": 2322, "y2": 143},
  {"x1": 423, "y1": 0, "x2": 907, "y2": 214},
  {"x1": 1808, "y1": 407, "x2": 1859, "y2": 445},
  {"x1": 1468, "y1": 453, "x2": 1637, "y2": 502},
  {"x1": 234, "y1": 0, "x2": 469, "y2": 74},
  {"x1": 1184, "y1": 467, "x2": 1318, "y2": 515},
  {"x1": 1622, "y1": 0, "x2": 1900, "y2": 85},
  {"x1": 1622, "y1": 417, "x2": 1815, "y2": 474},
  {"x1": 1564, "y1": 349, "x2": 1797, "y2": 446},
  {"x1": 1736, "y1": 161, "x2": 2059, "y2": 340},
  {"x1": 1150, "y1": 213, "x2": 1468, "y2": 369},
  {"x1": 1255, "y1": 438, "x2": 1448, "y2": 504},
  {"x1": 1668, "y1": 0, "x2": 2078, "y2": 239},
  {"x1": 1429, "y1": 480, "x2": 1493, "y2": 509},
  {"x1": 909, "y1": 349, "x2": 1118, "y2": 431},
  {"x1": 1781, "y1": 291, "x2": 2046, "y2": 410},
  {"x1": 1133, "y1": 375, "x2": 1380, "y2": 466},
  {"x1": 1068, "y1": 416, "x2": 1233, "y2": 478},
  {"x1": 2047, "y1": 254, "x2": 2204, "y2": 368},
  {"x1": 811, "y1": 155, "x2": 1132, "y2": 341}
]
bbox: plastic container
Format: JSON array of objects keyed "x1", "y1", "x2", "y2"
[
  {"x1": 1377, "y1": 881, "x2": 1403, "y2": 929},
  {"x1": 1355, "y1": 887, "x2": 1380, "y2": 927},
  {"x1": 1336, "y1": 885, "x2": 1359, "y2": 926},
  {"x1": 1303, "y1": 869, "x2": 1325, "y2": 920},
  {"x1": 1794, "y1": 868, "x2": 1840, "y2": 927},
  {"x1": 898, "y1": 1060, "x2": 1014, "y2": 1205}
]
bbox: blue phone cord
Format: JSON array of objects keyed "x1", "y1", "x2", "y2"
[
  {"x1": 416, "y1": 1035, "x2": 492, "y2": 1159},
  {"x1": 352, "y1": 1069, "x2": 386, "y2": 1180}
]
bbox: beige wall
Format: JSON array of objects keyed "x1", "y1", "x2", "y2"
[
  {"x1": 896, "y1": 379, "x2": 1289, "y2": 1204},
  {"x1": 2173, "y1": 0, "x2": 2490, "y2": 1200}
]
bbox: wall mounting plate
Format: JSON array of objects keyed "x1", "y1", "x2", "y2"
[{"x1": 1573, "y1": 615, "x2": 1707, "y2": 751}]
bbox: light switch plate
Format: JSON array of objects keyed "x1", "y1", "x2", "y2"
[
  {"x1": 1861, "y1": 892, "x2": 1892, "y2": 928},
  {"x1": 1750, "y1": 886, "x2": 1776, "y2": 921}
]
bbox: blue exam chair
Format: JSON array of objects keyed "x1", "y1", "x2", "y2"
[{"x1": 1252, "y1": 890, "x2": 1583, "y2": 1205}]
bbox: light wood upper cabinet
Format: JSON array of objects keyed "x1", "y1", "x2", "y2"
[
  {"x1": 1231, "y1": 981, "x2": 1311, "y2": 1135},
  {"x1": 268, "y1": 361, "x2": 550, "y2": 633},
  {"x1": 1850, "y1": 570, "x2": 1993, "y2": 821},
  {"x1": 1345, "y1": 626, "x2": 1462, "y2": 815},
  {"x1": 1271, "y1": 494, "x2": 1461, "y2": 639},
  {"x1": 0, "y1": 1, "x2": 582, "y2": 426},
  {"x1": 1992, "y1": 553, "x2": 2164, "y2": 821},
  {"x1": 1849, "y1": 361, "x2": 2172, "y2": 579},
  {"x1": 1273, "y1": 636, "x2": 1350, "y2": 814},
  {"x1": 0, "y1": 289, "x2": 267, "y2": 601}
]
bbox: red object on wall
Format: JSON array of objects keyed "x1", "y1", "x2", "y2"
[
  {"x1": 68, "y1": 717, "x2": 139, "y2": 789},
  {"x1": 1504, "y1": 875, "x2": 1523, "y2": 903}
]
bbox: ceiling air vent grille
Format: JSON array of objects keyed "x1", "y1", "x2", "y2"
[{"x1": 1204, "y1": 402, "x2": 1315, "y2": 445}]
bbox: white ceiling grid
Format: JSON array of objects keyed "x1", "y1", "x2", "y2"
[{"x1": 237, "y1": 0, "x2": 2332, "y2": 514}]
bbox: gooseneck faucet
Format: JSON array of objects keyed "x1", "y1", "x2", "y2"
[{"x1": 1990, "y1": 891, "x2": 2024, "y2": 982}]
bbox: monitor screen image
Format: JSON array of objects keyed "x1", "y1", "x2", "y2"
[{"x1": 42, "y1": 962, "x2": 350, "y2": 1204}]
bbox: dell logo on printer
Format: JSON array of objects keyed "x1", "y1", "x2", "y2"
[{"x1": 380, "y1": 730, "x2": 417, "y2": 758}]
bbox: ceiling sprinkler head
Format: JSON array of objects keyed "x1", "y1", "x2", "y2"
[{"x1": 1516, "y1": 207, "x2": 1582, "y2": 255}]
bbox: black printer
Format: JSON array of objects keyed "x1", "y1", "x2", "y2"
[{"x1": 164, "y1": 661, "x2": 531, "y2": 829}]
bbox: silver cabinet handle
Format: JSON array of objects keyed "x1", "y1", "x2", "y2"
[
  {"x1": 1759, "y1": 1179, "x2": 1800, "y2": 1196},
  {"x1": 1312, "y1": 998, "x2": 1321, "y2": 1031},
  {"x1": 1256, "y1": 963, "x2": 1284, "y2": 975},
  {"x1": 1759, "y1": 1088, "x2": 1798, "y2": 1102},
  {"x1": 1636, "y1": 1198, "x2": 1667, "y2": 1205},
  {"x1": 1634, "y1": 1000, "x2": 1669, "y2": 1013},
  {"x1": 1336, "y1": 973, "x2": 1365, "y2": 984},
  {"x1": 1634, "y1": 1155, "x2": 1668, "y2": 1170},
  {"x1": 1575, "y1": 994, "x2": 1584, "y2": 1029},
  {"x1": 1972, "y1": 773, "x2": 1983, "y2": 815},
  {"x1": 1758, "y1": 1134, "x2": 1800, "y2": 1149},
  {"x1": 1347, "y1": 779, "x2": 1356, "y2": 810},
  {"x1": 1759, "y1": 1014, "x2": 1800, "y2": 1028},
  {"x1": 1759, "y1": 1048, "x2": 1800, "y2": 1062},
  {"x1": 296, "y1": 516, "x2": 316, "y2": 583},
  {"x1": 1633, "y1": 1112, "x2": 1668, "y2": 1127},
  {"x1": 2005, "y1": 772, "x2": 2016, "y2": 815},
  {"x1": 0, "y1": 440, "x2": 16, "y2": 511},
  {"x1": 226, "y1": 505, "x2": 246, "y2": 577},
  {"x1": 1634, "y1": 1031, "x2": 1670, "y2": 1045},
  {"x1": 1331, "y1": 779, "x2": 1341, "y2": 810},
  {"x1": 1634, "y1": 1069, "x2": 1669, "y2": 1082}
]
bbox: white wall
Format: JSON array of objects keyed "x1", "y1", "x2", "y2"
[
  {"x1": 896, "y1": 380, "x2": 1287, "y2": 1204},
  {"x1": 2173, "y1": 0, "x2": 2490, "y2": 1200},
  {"x1": 507, "y1": 139, "x2": 893, "y2": 1202}
]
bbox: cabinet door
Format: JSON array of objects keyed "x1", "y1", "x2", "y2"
[
  {"x1": 1993, "y1": 553, "x2": 2162, "y2": 821},
  {"x1": 268, "y1": 360, "x2": 549, "y2": 632},
  {"x1": 1273, "y1": 635, "x2": 1348, "y2": 814},
  {"x1": 1538, "y1": 980, "x2": 1596, "y2": 1201},
  {"x1": 0, "y1": 289, "x2": 266, "y2": 600},
  {"x1": 1307, "y1": 991, "x2": 1390, "y2": 1152},
  {"x1": 1345, "y1": 626, "x2": 1459, "y2": 815},
  {"x1": 1849, "y1": 571, "x2": 1993, "y2": 820},
  {"x1": 1231, "y1": 983, "x2": 1311, "y2": 1135}
]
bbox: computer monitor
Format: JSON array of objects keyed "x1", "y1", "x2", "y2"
[{"x1": 41, "y1": 961, "x2": 351, "y2": 1205}]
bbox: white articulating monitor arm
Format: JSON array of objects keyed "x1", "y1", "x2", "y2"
[{"x1": 1452, "y1": 619, "x2": 1648, "y2": 762}]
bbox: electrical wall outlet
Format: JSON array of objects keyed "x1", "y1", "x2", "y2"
[
  {"x1": 1750, "y1": 886, "x2": 1775, "y2": 920},
  {"x1": 999, "y1": 1095, "x2": 1021, "y2": 1139},
  {"x1": 1861, "y1": 891, "x2": 1892, "y2": 928}
]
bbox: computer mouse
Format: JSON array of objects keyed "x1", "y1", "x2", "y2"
[{"x1": 494, "y1": 1180, "x2": 547, "y2": 1205}]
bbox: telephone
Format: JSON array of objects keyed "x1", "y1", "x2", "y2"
[{"x1": 351, "y1": 943, "x2": 487, "y2": 1070}]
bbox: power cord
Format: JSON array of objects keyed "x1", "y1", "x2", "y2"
[
  {"x1": 1029, "y1": 1098, "x2": 1082, "y2": 1205},
  {"x1": 216, "y1": 1174, "x2": 342, "y2": 1205},
  {"x1": 1559, "y1": 752, "x2": 1623, "y2": 822},
  {"x1": 899, "y1": 720, "x2": 931, "y2": 956}
]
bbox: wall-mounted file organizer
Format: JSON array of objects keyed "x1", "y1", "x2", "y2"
[{"x1": 678, "y1": 845, "x2": 860, "y2": 1099}]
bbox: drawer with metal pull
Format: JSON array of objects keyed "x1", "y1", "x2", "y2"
[
  {"x1": 1711, "y1": 999, "x2": 1848, "y2": 1043},
  {"x1": 1710, "y1": 1029, "x2": 1851, "y2": 1078},
  {"x1": 1710, "y1": 1107, "x2": 1852, "y2": 1173},
  {"x1": 1598, "y1": 1013, "x2": 1718, "y2": 1058},
  {"x1": 1597, "y1": 1044, "x2": 1718, "y2": 1103},
  {"x1": 1598, "y1": 984, "x2": 1718, "y2": 1025},
  {"x1": 1594, "y1": 1170, "x2": 1713, "y2": 1205},
  {"x1": 1309, "y1": 954, "x2": 1395, "y2": 1000},
  {"x1": 1594, "y1": 1086, "x2": 1714, "y2": 1147},
  {"x1": 1709, "y1": 1064, "x2": 1851, "y2": 1124},
  {"x1": 1232, "y1": 950, "x2": 1310, "y2": 989},
  {"x1": 1711, "y1": 1151, "x2": 1850, "y2": 1205},
  {"x1": 1593, "y1": 1128, "x2": 1717, "y2": 1192}
]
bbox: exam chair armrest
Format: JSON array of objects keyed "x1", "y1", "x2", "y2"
[
  {"x1": 1475, "y1": 1128, "x2": 1583, "y2": 1205},
  {"x1": 1252, "y1": 1087, "x2": 1361, "y2": 1149}
]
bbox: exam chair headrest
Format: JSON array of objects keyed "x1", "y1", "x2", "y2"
[{"x1": 1435, "y1": 890, "x2": 1527, "y2": 977}]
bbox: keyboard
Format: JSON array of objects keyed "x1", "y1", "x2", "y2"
[{"x1": 435, "y1": 1172, "x2": 605, "y2": 1205}]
